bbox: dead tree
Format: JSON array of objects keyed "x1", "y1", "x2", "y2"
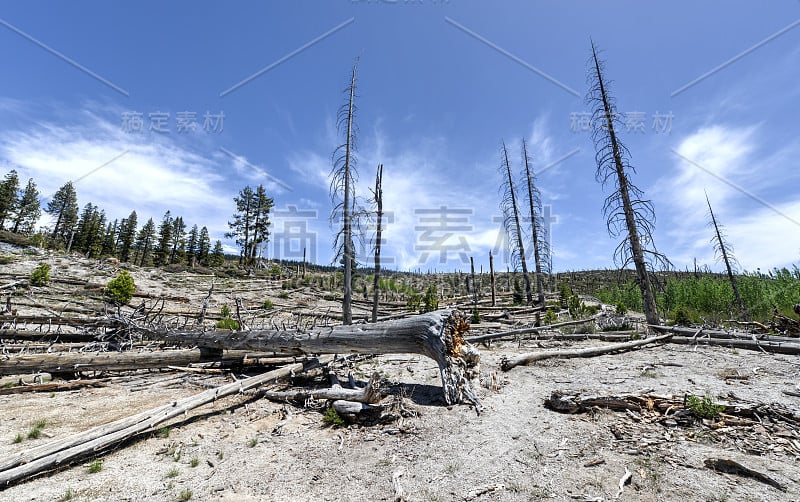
[
  {"x1": 499, "y1": 141, "x2": 532, "y2": 304},
  {"x1": 331, "y1": 58, "x2": 360, "y2": 325},
  {"x1": 706, "y1": 192, "x2": 745, "y2": 318},
  {"x1": 138, "y1": 309, "x2": 481, "y2": 407},
  {"x1": 588, "y1": 43, "x2": 669, "y2": 326},
  {"x1": 370, "y1": 163, "x2": 384, "y2": 323},
  {"x1": 489, "y1": 250, "x2": 496, "y2": 306},
  {"x1": 521, "y1": 138, "x2": 548, "y2": 307}
]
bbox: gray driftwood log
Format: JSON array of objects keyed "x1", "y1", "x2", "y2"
[
  {"x1": 138, "y1": 309, "x2": 481, "y2": 408},
  {"x1": 501, "y1": 334, "x2": 672, "y2": 371}
]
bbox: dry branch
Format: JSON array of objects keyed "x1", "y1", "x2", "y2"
[
  {"x1": 501, "y1": 334, "x2": 671, "y2": 371},
  {"x1": 0, "y1": 356, "x2": 332, "y2": 488}
]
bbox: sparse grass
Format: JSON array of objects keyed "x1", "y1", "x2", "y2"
[
  {"x1": 190, "y1": 457, "x2": 199, "y2": 467},
  {"x1": 12, "y1": 433, "x2": 23, "y2": 444},
  {"x1": 247, "y1": 438, "x2": 258, "y2": 448},
  {"x1": 87, "y1": 459, "x2": 103, "y2": 473},
  {"x1": 26, "y1": 420, "x2": 46, "y2": 440},
  {"x1": 278, "y1": 291, "x2": 289, "y2": 299},
  {"x1": 216, "y1": 451, "x2": 224, "y2": 460},
  {"x1": 58, "y1": 488, "x2": 75, "y2": 501},
  {"x1": 178, "y1": 488, "x2": 193, "y2": 501},
  {"x1": 167, "y1": 467, "x2": 179, "y2": 478},
  {"x1": 157, "y1": 426, "x2": 170, "y2": 438}
]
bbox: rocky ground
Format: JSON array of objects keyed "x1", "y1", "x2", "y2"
[{"x1": 0, "y1": 247, "x2": 799, "y2": 501}]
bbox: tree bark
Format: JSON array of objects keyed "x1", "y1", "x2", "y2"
[{"x1": 138, "y1": 309, "x2": 480, "y2": 407}]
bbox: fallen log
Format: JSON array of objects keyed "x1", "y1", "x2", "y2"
[
  {"x1": 667, "y1": 336, "x2": 800, "y2": 355},
  {"x1": 0, "y1": 378, "x2": 110, "y2": 395},
  {"x1": 138, "y1": 309, "x2": 480, "y2": 407},
  {"x1": 0, "y1": 356, "x2": 332, "y2": 488},
  {"x1": 501, "y1": 334, "x2": 672, "y2": 371},
  {"x1": 466, "y1": 316, "x2": 600, "y2": 344},
  {"x1": 0, "y1": 349, "x2": 295, "y2": 375}
]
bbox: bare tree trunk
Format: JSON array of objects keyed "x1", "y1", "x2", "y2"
[
  {"x1": 470, "y1": 256, "x2": 478, "y2": 305},
  {"x1": 706, "y1": 193, "x2": 745, "y2": 317},
  {"x1": 589, "y1": 45, "x2": 660, "y2": 326},
  {"x1": 489, "y1": 250, "x2": 496, "y2": 307},
  {"x1": 340, "y1": 62, "x2": 358, "y2": 325},
  {"x1": 372, "y1": 164, "x2": 384, "y2": 323},
  {"x1": 500, "y1": 142, "x2": 532, "y2": 304},
  {"x1": 522, "y1": 138, "x2": 546, "y2": 307}
]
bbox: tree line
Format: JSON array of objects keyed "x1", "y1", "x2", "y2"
[{"x1": 0, "y1": 171, "x2": 275, "y2": 270}]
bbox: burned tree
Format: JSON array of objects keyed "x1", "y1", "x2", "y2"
[
  {"x1": 499, "y1": 141, "x2": 532, "y2": 304},
  {"x1": 521, "y1": 138, "x2": 549, "y2": 307},
  {"x1": 331, "y1": 59, "x2": 360, "y2": 325},
  {"x1": 706, "y1": 192, "x2": 745, "y2": 317},
  {"x1": 588, "y1": 43, "x2": 668, "y2": 326},
  {"x1": 370, "y1": 163, "x2": 384, "y2": 323}
]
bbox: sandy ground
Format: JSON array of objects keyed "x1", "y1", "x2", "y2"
[{"x1": 1, "y1": 249, "x2": 799, "y2": 501}]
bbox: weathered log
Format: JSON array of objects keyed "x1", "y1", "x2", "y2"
[
  {"x1": 0, "y1": 349, "x2": 291, "y2": 375},
  {"x1": 501, "y1": 334, "x2": 672, "y2": 371},
  {"x1": 0, "y1": 356, "x2": 331, "y2": 487},
  {"x1": 667, "y1": 336, "x2": 800, "y2": 355},
  {"x1": 139, "y1": 309, "x2": 480, "y2": 407},
  {"x1": 466, "y1": 316, "x2": 600, "y2": 343},
  {"x1": 0, "y1": 378, "x2": 110, "y2": 395}
]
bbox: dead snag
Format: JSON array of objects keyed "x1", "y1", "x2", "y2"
[
  {"x1": 501, "y1": 334, "x2": 671, "y2": 371},
  {"x1": 139, "y1": 309, "x2": 481, "y2": 408}
]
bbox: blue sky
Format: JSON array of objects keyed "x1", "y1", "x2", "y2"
[{"x1": 0, "y1": 1, "x2": 798, "y2": 273}]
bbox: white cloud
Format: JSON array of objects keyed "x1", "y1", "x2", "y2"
[
  {"x1": 0, "y1": 107, "x2": 240, "y2": 241},
  {"x1": 654, "y1": 124, "x2": 800, "y2": 271}
]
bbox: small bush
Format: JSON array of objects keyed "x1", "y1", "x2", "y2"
[
  {"x1": 190, "y1": 457, "x2": 199, "y2": 468},
  {"x1": 178, "y1": 488, "x2": 193, "y2": 501},
  {"x1": 87, "y1": 459, "x2": 103, "y2": 473},
  {"x1": 421, "y1": 285, "x2": 439, "y2": 313},
  {"x1": 13, "y1": 433, "x2": 23, "y2": 444},
  {"x1": 277, "y1": 291, "x2": 289, "y2": 299},
  {"x1": 261, "y1": 299, "x2": 274, "y2": 309},
  {"x1": 59, "y1": 489, "x2": 75, "y2": 502},
  {"x1": 686, "y1": 394, "x2": 725, "y2": 419},
  {"x1": 167, "y1": 467, "x2": 179, "y2": 478},
  {"x1": 0, "y1": 255, "x2": 13, "y2": 265},
  {"x1": 470, "y1": 307, "x2": 481, "y2": 324},
  {"x1": 215, "y1": 317, "x2": 239, "y2": 330},
  {"x1": 615, "y1": 302, "x2": 627, "y2": 316},
  {"x1": 104, "y1": 270, "x2": 135, "y2": 305},
  {"x1": 406, "y1": 291, "x2": 421, "y2": 312},
  {"x1": 543, "y1": 309, "x2": 558, "y2": 325},
  {"x1": 162, "y1": 263, "x2": 186, "y2": 273},
  {"x1": 29, "y1": 263, "x2": 51, "y2": 286},
  {"x1": 322, "y1": 407, "x2": 346, "y2": 427}
]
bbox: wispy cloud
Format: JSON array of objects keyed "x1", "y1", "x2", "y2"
[{"x1": 0, "y1": 105, "x2": 238, "y2": 239}]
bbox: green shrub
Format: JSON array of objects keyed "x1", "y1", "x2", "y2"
[
  {"x1": 278, "y1": 291, "x2": 289, "y2": 299},
  {"x1": 470, "y1": 307, "x2": 481, "y2": 324},
  {"x1": 421, "y1": 285, "x2": 439, "y2": 313},
  {"x1": 543, "y1": 309, "x2": 558, "y2": 325},
  {"x1": 615, "y1": 302, "x2": 627, "y2": 316},
  {"x1": 220, "y1": 304, "x2": 232, "y2": 318},
  {"x1": 686, "y1": 394, "x2": 725, "y2": 419},
  {"x1": 322, "y1": 407, "x2": 346, "y2": 427},
  {"x1": 406, "y1": 291, "x2": 421, "y2": 312},
  {"x1": 87, "y1": 459, "x2": 103, "y2": 473},
  {"x1": 672, "y1": 307, "x2": 693, "y2": 326},
  {"x1": 29, "y1": 263, "x2": 51, "y2": 286},
  {"x1": 216, "y1": 318, "x2": 239, "y2": 330},
  {"x1": 104, "y1": 270, "x2": 135, "y2": 304},
  {"x1": 162, "y1": 263, "x2": 186, "y2": 273},
  {"x1": 0, "y1": 255, "x2": 13, "y2": 265},
  {"x1": 262, "y1": 299, "x2": 274, "y2": 309}
]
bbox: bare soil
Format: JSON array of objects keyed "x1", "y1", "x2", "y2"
[{"x1": 1, "y1": 249, "x2": 799, "y2": 501}]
